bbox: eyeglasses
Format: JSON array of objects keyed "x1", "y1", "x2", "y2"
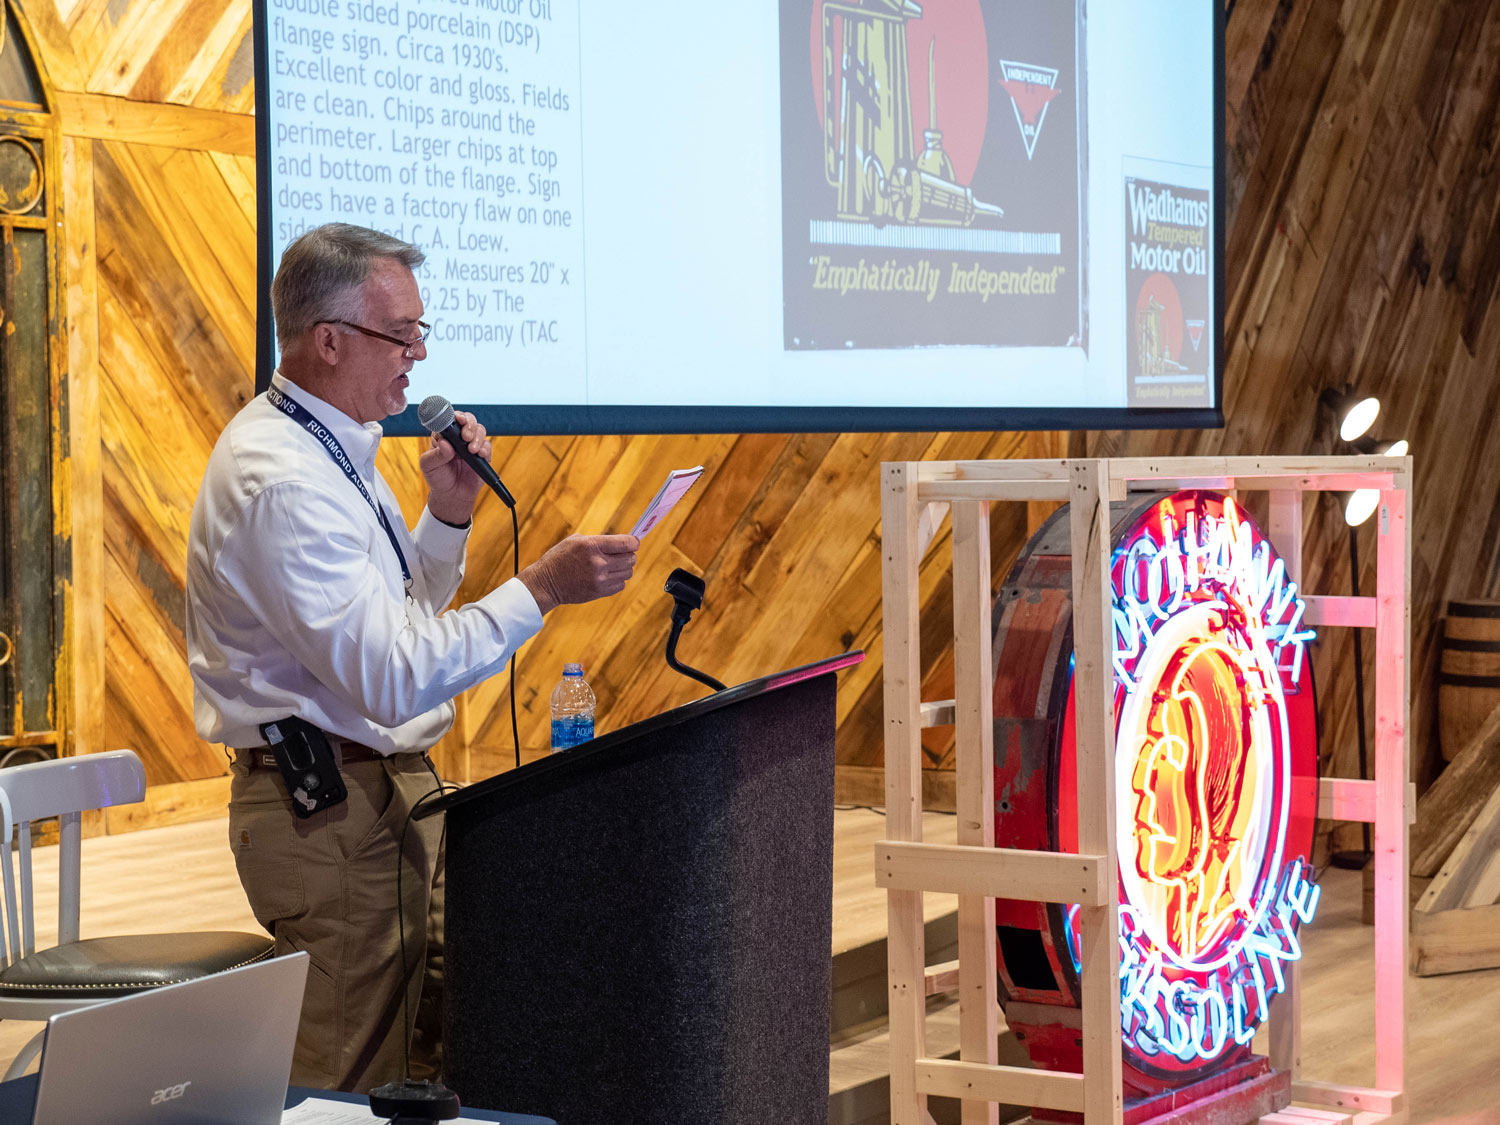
[{"x1": 324, "y1": 320, "x2": 432, "y2": 358}]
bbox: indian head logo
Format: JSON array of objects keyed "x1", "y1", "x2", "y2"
[{"x1": 998, "y1": 58, "x2": 1060, "y2": 159}]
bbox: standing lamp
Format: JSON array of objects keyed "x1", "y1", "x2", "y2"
[{"x1": 1323, "y1": 394, "x2": 1407, "y2": 870}]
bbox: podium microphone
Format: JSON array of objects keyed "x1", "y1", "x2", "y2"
[
  {"x1": 663, "y1": 569, "x2": 727, "y2": 693},
  {"x1": 417, "y1": 395, "x2": 516, "y2": 509}
]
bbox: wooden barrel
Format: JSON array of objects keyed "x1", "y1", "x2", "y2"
[{"x1": 1439, "y1": 599, "x2": 1500, "y2": 761}]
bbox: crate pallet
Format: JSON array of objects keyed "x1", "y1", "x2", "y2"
[{"x1": 878, "y1": 456, "x2": 1412, "y2": 1125}]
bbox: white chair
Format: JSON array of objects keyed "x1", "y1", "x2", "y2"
[{"x1": 0, "y1": 749, "x2": 273, "y2": 1078}]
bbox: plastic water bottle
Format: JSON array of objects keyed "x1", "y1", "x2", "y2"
[{"x1": 550, "y1": 663, "x2": 595, "y2": 751}]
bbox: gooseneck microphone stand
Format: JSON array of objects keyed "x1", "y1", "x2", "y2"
[{"x1": 663, "y1": 569, "x2": 727, "y2": 693}]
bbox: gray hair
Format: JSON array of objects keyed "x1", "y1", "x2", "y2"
[{"x1": 270, "y1": 223, "x2": 425, "y2": 349}]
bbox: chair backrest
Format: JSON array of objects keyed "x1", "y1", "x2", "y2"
[{"x1": 0, "y1": 750, "x2": 146, "y2": 966}]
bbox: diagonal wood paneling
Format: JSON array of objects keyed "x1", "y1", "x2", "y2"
[
  {"x1": 22, "y1": 0, "x2": 253, "y2": 112},
  {"x1": 92, "y1": 136, "x2": 252, "y2": 783},
  {"x1": 395, "y1": 426, "x2": 1066, "y2": 787},
  {"x1": 1093, "y1": 0, "x2": 1500, "y2": 852},
  {"x1": 29, "y1": 0, "x2": 1500, "y2": 848}
]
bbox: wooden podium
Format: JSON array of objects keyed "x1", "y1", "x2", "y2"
[{"x1": 418, "y1": 653, "x2": 862, "y2": 1125}]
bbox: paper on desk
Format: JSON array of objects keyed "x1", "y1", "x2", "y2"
[
  {"x1": 282, "y1": 1098, "x2": 383, "y2": 1123},
  {"x1": 630, "y1": 466, "x2": 704, "y2": 538}
]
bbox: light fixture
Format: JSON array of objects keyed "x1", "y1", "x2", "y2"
[
  {"x1": 1351, "y1": 435, "x2": 1409, "y2": 457},
  {"x1": 1343, "y1": 489, "x2": 1380, "y2": 527},
  {"x1": 1319, "y1": 387, "x2": 1381, "y2": 443}
]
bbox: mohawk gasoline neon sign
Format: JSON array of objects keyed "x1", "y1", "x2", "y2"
[
  {"x1": 1105, "y1": 494, "x2": 1319, "y2": 1067},
  {"x1": 993, "y1": 491, "x2": 1321, "y2": 1087}
]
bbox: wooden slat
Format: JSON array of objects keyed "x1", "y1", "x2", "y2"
[
  {"x1": 84, "y1": 0, "x2": 197, "y2": 97},
  {"x1": 1104, "y1": 455, "x2": 1406, "y2": 482},
  {"x1": 916, "y1": 459, "x2": 1070, "y2": 482},
  {"x1": 54, "y1": 91, "x2": 253, "y2": 154},
  {"x1": 915, "y1": 1059, "x2": 1084, "y2": 1113},
  {"x1": 918, "y1": 479, "x2": 1072, "y2": 503},
  {"x1": 919, "y1": 699, "x2": 956, "y2": 728},
  {"x1": 923, "y1": 959, "x2": 959, "y2": 996},
  {"x1": 882, "y1": 461, "x2": 927, "y2": 1125},
  {"x1": 1411, "y1": 897, "x2": 1500, "y2": 976},
  {"x1": 874, "y1": 841, "x2": 1110, "y2": 905},
  {"x1": 1318, "y1": 778, "x2": 1417, "y2": 825},
  {"x1": 1069, "y1": 460, "x2": 1122, "y2": 1124},
  {"x1": 62, "y1": 135, "x2": 103, "y2": 760},
  {"x1": 15, "y1": 0, "x2": 85, "y2": 93},
  {"x1": 102, "y1": 775, "x2": 230, "y2": 833},
  {"x1": 951, "y1": 499, "x2": 996, "y2": 1125},
  {"x1": 1289, "y1": 1081, "x2": 1404, "y2": 1116},
  {"x1": 136, "y1": 1, "x2": 247, "y2": 107},
  {"x1": 1305, "y1": 596, "x2": 1378, "y2": 628},
  {"x1": 190, "y1": 7, "x2": 255, "y2": 115},
  {"x1": 1230, "y1": 473, "x2": 1400, "y2": 492},
  {"x1": 1372, "y1": 487, "x2": 1409, "y2": 1095},
  {"x1": 1258, "y1": 1111, "x2": 1352, "y2": 1125},
  {"x1": 1415, "y1": 777, "x2": 1500, "y2": 913},
  {"x1": 1411, "y1": 700, "x2": 1500, "y2": 876}
]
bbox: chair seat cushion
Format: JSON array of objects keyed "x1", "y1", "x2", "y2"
[{"x1": 0, "y1": 931, "x2": 274, "y2": 998}]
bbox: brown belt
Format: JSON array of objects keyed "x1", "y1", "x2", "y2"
[{"x1": 234, "y1": 741, "x2": 388, "y2": 770}]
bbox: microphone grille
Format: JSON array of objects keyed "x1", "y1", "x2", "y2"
[{"x1": 417, "y1": 394, "x2": 454, "y2": 433}]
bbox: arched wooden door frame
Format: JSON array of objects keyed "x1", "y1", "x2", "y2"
[{"x1": 0, "y1": 0, "x2": 70, "y2": 767}]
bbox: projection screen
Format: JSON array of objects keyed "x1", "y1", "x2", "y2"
[{"x1": 255, "y1": 0, "x2": 1225, "y2": 435}]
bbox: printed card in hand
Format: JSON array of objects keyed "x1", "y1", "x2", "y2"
[{"x1": 631, "y1": 466, "x2": 704, "y2": 538}]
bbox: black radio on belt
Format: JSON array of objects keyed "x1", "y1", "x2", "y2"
[{"x1": 259, "y1": 716, "x2": 348, "y2": 818}]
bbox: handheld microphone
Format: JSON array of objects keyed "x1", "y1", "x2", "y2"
[{"x1": 417, "y1": 394, "x2": 516, "y2": 509}]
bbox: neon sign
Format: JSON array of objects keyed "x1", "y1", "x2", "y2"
[
  {"x1": 993, "y1": 491, "x2": 1321, "y2": 1088},
  {"x1": 1106, "y1": 495, "x2": 1318, "y2": 1069}
]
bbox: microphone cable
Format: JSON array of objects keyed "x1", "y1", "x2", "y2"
[
  {"x1": 393, "y1": 757, "x2": 456, "y2": 1087},
  {"x1": 387, "y1": 473, "x2": 524, "y2": 1089},
  {"x1": 417, "y1": 394, "x2": 523, "y2": 767}
]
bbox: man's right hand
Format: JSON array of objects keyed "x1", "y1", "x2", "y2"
[{"x1": 519, "y1": 534, "x2": 639, "y2": 615}]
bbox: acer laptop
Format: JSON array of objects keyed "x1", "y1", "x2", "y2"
[{"x1": 29, "y1": 951, "x2": 307, "y2": 1125}]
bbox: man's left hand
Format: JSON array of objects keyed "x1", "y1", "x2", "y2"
[{"x1": 421, "y1": 410, "x2": 492, "y2": 525}]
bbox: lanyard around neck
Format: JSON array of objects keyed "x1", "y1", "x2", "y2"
[{"x1": 266, "y1": 386, "x2": 412, "y2": 587}]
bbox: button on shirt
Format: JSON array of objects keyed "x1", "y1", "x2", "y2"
[{"x1": 187, "y1": 373, "x2": 543, "y2": 754}]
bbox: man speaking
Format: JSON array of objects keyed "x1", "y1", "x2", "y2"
[{"x1": 186, "y1": 223, "x2": 637, "y2": 1091}]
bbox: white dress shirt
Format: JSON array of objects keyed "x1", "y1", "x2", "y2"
[{"x1": 187, "y1": 373, "x2": 542, "y2": 754}]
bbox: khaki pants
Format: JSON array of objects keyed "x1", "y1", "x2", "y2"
[{"x1": 228, "y1": 753, "x2": 446, "y2": 1093}]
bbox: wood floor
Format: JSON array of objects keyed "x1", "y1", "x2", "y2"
[{"x1": 0, "y1": 811, "x2": 1496, "y2": 1123}]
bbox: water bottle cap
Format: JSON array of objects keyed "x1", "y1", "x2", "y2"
[{"x1": 563, "y1": 663, "x2": 584, "y2": 676}]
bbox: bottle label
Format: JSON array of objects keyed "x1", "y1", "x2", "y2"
[{"x1": 550, "y1": 714, "x2": 594, "y2": 752}]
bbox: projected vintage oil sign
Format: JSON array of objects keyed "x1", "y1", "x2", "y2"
[{"x1": 991, "y1": 491, "x2": 1321, "y2": 1096}]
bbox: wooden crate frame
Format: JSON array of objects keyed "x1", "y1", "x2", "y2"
[{"x1": 879, "y1": 455, "x2": 1412, "y2": 1125}]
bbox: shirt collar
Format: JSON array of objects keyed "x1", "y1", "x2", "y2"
[{"x1": 271, "y1": 370, "x2": 384, "y2": 465}]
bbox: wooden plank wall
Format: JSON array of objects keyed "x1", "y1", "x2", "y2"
[
  {"x1": 1090, "y1": 0, "x2": 1500, "y2": 847},
  {"x1": 21, "y1": 0, "x2": 1500, "y2": 842},
  {"x1": 37, "y1": 0, "x2": 254, "y2": 823}
]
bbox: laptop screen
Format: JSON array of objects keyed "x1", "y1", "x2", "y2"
[{"x1": 31, "y1": 952, "x2": 307, "y2": 1125}]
